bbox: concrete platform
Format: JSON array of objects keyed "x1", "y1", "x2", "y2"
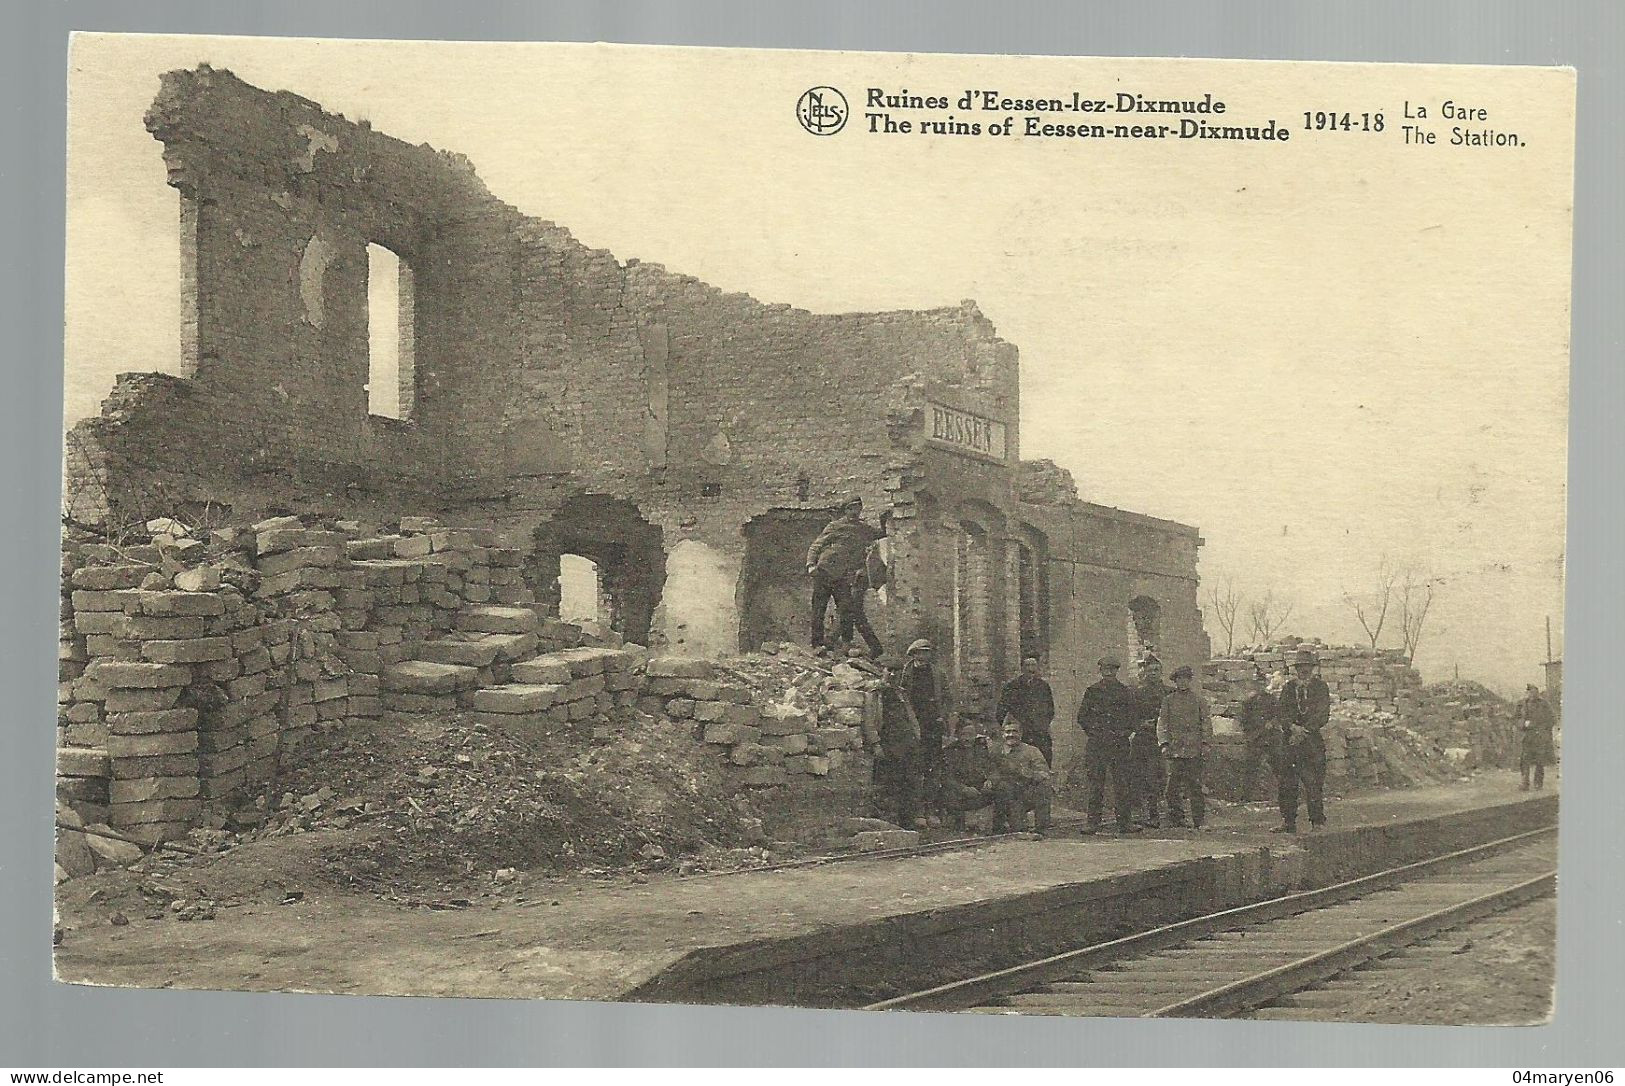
[
  {"x1": 627, "y1": 773, "x2": 1557, "y2": 1007},
  {"x1": 53, "y1": 773, "x2": 1556, "y2": 1004}
]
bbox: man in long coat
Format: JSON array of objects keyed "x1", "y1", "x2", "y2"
[
  {"x1": 1517, "y1": 683, "x2": 1557, "y2": 790},
  {"x1": 1075, "y1": 655, "x2": 1139, "y2": 834},
  {"x1": 1275, "y1": 647, "x2": 1331, "y2": 832}
]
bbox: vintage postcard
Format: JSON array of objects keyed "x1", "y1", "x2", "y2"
[{"x1": 56, "y1": 35, "x2": 1572, "y2": 1023}]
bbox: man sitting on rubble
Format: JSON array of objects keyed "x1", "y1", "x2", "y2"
[
  {"x1": 940, "y1": 721, "x2": 997, "y2": 833},
  {"x1": 987, "y1": 716, "x2": 1053, "y2": 836},
  {"x1": 806, "y1": 496, "x2": 886, "y2": 658}
]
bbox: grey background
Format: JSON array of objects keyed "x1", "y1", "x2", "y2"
[{"x1": 4, "y1": 0, "x2": 1619, "y2": 1067}]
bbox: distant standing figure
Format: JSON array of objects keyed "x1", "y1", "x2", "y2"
[
  {"x1": 1158, "y1": 665, "x2": 1212, "y2": 829},
  {"x1": 1517, "y1": 683, "x2": 1556, "y2": 791},
  {"x1": 1131, "y1": 655, "x2": 1173, "y2": 828},
  {"x1": 988, "y1": 717, "x2": 1053, "y2": 835},
  {"x1": 1275, "y1": 647, "x2": 1332, "y2": 833},
  {"x1": 997, "y1": 655, "x2": 1056, "y2": 765},
  {"x1": 1075, "y1": 655, "x2": 1139, "y2": 834},
  {"x1": 806, "y1": 496, "x2": 885, "y2": 657},
  {"x1": 1236, "y1": 669, "x2": 1281, "y2": 802}
]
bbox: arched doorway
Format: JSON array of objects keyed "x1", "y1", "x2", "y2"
[{"x1": 530, "y1": 494, "x2": 665, "y2": 644}]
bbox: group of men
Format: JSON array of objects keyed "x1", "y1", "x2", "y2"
[
  {"x1": 1074, "y1": 648, "x2": 1333, "y2": 835},
  {"x1": 865, "y1": 641, "x2": 1338, "y2": 838},
  {"x1": 869, "y1": 639, "x2": 1055, "y2": 835},
  {"x1": 807, "y1": 499, "x2": 1339, "y2": 836}
]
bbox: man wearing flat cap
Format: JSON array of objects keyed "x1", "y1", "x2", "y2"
[
  {"x1": 901, "y1": 638, "x2": 955, "y2": 826},
  {"x1": 1075, "y1": 654, "x2": 1139, "y2": 834},
  {"x1": 1157, "y1": 665, "x2": 1212, "y2": 829},
  {"x1": 806, "y1": 496, "x2": 886, "y2": 658},
  {"x1": 1517, "y1": 683, "x2": 1556, "y2": 791},
  {"x1": 997, "y1": 654, "x2": 1056, "y2": 766},
  {"x1": 1130, "y1": 654, "x2": 1173, "y2": 828},
  {"x1": 1275, "y1": 647, "x2": 1331, "y2": 832},
  {"x1": 1236, "y1": 668, "x2": 1281, "y2": 803}
]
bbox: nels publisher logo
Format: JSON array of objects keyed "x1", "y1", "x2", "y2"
[{"x1": 796, "y1": 86, "x2": 848, "y2": 135}]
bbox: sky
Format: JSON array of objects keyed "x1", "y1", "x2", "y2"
[{"x1": 64, "y1": 35, "x2": 1573, "y2": 692}]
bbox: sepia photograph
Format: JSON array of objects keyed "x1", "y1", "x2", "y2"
[{"x1": 53, "y1": 33, "x2": 1574, "y2": 1025}]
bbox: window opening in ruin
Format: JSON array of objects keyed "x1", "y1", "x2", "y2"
[
  {"x1": 1017, "y1": 541, "x2": 1047, "y2": 660},
  {"x1": 366, "y1": 242, "x2": 416, "y2": 420},
  {"x1": 738, "y1": 508, "x2": 840, "y2": 652},
  {"x1": 558, "y1": 553, "x2": 604, "y2": 627},
  {"x1": 954, "y1": 522, "x2": 994, "y2": 690},
  {"x1": 1128, "y1": 595, "x2": 1162, "y2": 662},
  {"x1": 530, "y1": 495, "x2": 665, "y2": 645}
]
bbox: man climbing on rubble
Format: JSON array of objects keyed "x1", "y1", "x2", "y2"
[
  {"x1": 1158, "y1": 665, "x2": 1213, "y2": 830},
  {"x1": 1517, "y1": 683, "x2": 1557, "y2": 791},
  {"x1": 901, "y1": 639, "x2": 955, "y2": 827},
  {"x1": 988, "y1": 716, "x2": 1053, "y2": 836},
  {"x1": 1130, "y1": 654, "x2": 1173, "y2": 828},
  {"x1": 1236, "y1": 668, "x2": 1281, "y2": 802},
  {"x1": 806, "y1": 496, "x2": 885, "y2": 659},
  {"x1": 873, "y1": 655, "x2": 922, "y2": 830},
  {"x1": 1275, "y1": 647, "x2": 1332, "y2": 833},
  {"x1": 1076, "y1": 655, "x2": 1140, "y2": 835},
  {"x1": 996, "y1": 654, "x2": 1056, "y2": 765}
]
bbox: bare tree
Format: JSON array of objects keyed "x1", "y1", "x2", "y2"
[
  {"x1": 1397, "y1": 568, "x2": 1440, "y2": 662},
  {"x1": 1343, "y1": 558, "x2": 1399, "y2": 651},
  {"x1": 1205, "y1": 574, "x2": 1244, "y2": 656},
  {"x1": 1247, "y1": 588, "x2": 1295, "y2": 645}
]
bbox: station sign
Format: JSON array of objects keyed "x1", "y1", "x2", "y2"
[{"x1": 927, "y1": 401, "x2": 1007, "y2": 461}]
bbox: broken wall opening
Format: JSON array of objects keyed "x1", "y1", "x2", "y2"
[
  {"x1": 658, "y1": 539, "x2": 739, "y2": 658},
  {"x1": 1129, "y1": 594, "x2": 1162, "y2": 663},
  {"x1": 530, "y1": 495, "x2": 665, "y2": 645},
  {"x1": 738, "y1": 508, "x2": 839, "y2": 652},
  {"x1": 557, "y1": 553, "x2": 604, "y2": 626},
  {"x1": 1014, "y1": 525, "x2": 1049, "y2": 663},
  {"x1": 366, "y1": 242, "x2": 416, "y2": 420}
]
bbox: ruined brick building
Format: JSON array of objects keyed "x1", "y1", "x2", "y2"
[{"x1": 64, "y1": 66, "x2": 1208, "y2": 777}]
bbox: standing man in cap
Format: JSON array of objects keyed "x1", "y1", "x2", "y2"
[
  {"x1": 1236, "y1": 668, "x2": 1281, "y2": 802},
  {"x1": 1075, "y1": 655, "x2": 1140, "y2": 834},
  {"x1": 1158, "y1": 665, "x2": 1213, "y2": 829},
  {"x1": 1275, "y1": 647, "x2": 1332, "y2": 832},
  {"x1": 997, "y1": 654, "x2": 1057, "y2": 766},
  {"x1": 873, "y1": 654, "x2": 922, "y2": 829},
  {"x1": 1130, "y1": 655, "x2": 1173, "y2": 828},
  {"x1": 1517, "y1": 683, "x2": 1557, "y2": 791},
  {"x1": 901, "y1": 638, "x2": 955, "y2": 826},
  {"x1": 806, "y1": 496, "x2": 886, "y2": 658}
]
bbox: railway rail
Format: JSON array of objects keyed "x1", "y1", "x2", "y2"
[{"x1": 864, "y1": 824, "x2": 1557, "y2": 1017}]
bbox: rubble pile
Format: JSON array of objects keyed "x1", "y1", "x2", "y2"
[
  {"x1": 260, "y1": 708, "x2": 756, "y2": 888},
  {"x1": 1204, "y1": 640, "x2": 1523, "y2": 795},
  {"x1": 638, "y1": 648, "x2": 873, "y2": 792}
]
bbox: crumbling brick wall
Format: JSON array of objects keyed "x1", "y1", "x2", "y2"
[{"x1": 63, "y1": 67, "x2": 1206, "y2": 794}]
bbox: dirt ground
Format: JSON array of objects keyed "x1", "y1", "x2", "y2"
[
  {"x1": 1307, "y1": 897, "x2": 1557, "y2": 1025},
  {"x1": 53, "y1": 772, "x2": 1552, "y2": 1003}
]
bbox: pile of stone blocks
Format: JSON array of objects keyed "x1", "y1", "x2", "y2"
[
  {"x1": 638, "y1": 656, "x2": 866, "y2": 789},
  {"x1": 56, "y1": 512, "x2": 556, "y2": 846},
  {"x1": 466, "y1": 639, "x2": 645, "y2": 740}
]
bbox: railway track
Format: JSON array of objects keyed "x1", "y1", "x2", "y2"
[{"x1": 864, "y1": 824, "x2": 1556, "y2": 1018}]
